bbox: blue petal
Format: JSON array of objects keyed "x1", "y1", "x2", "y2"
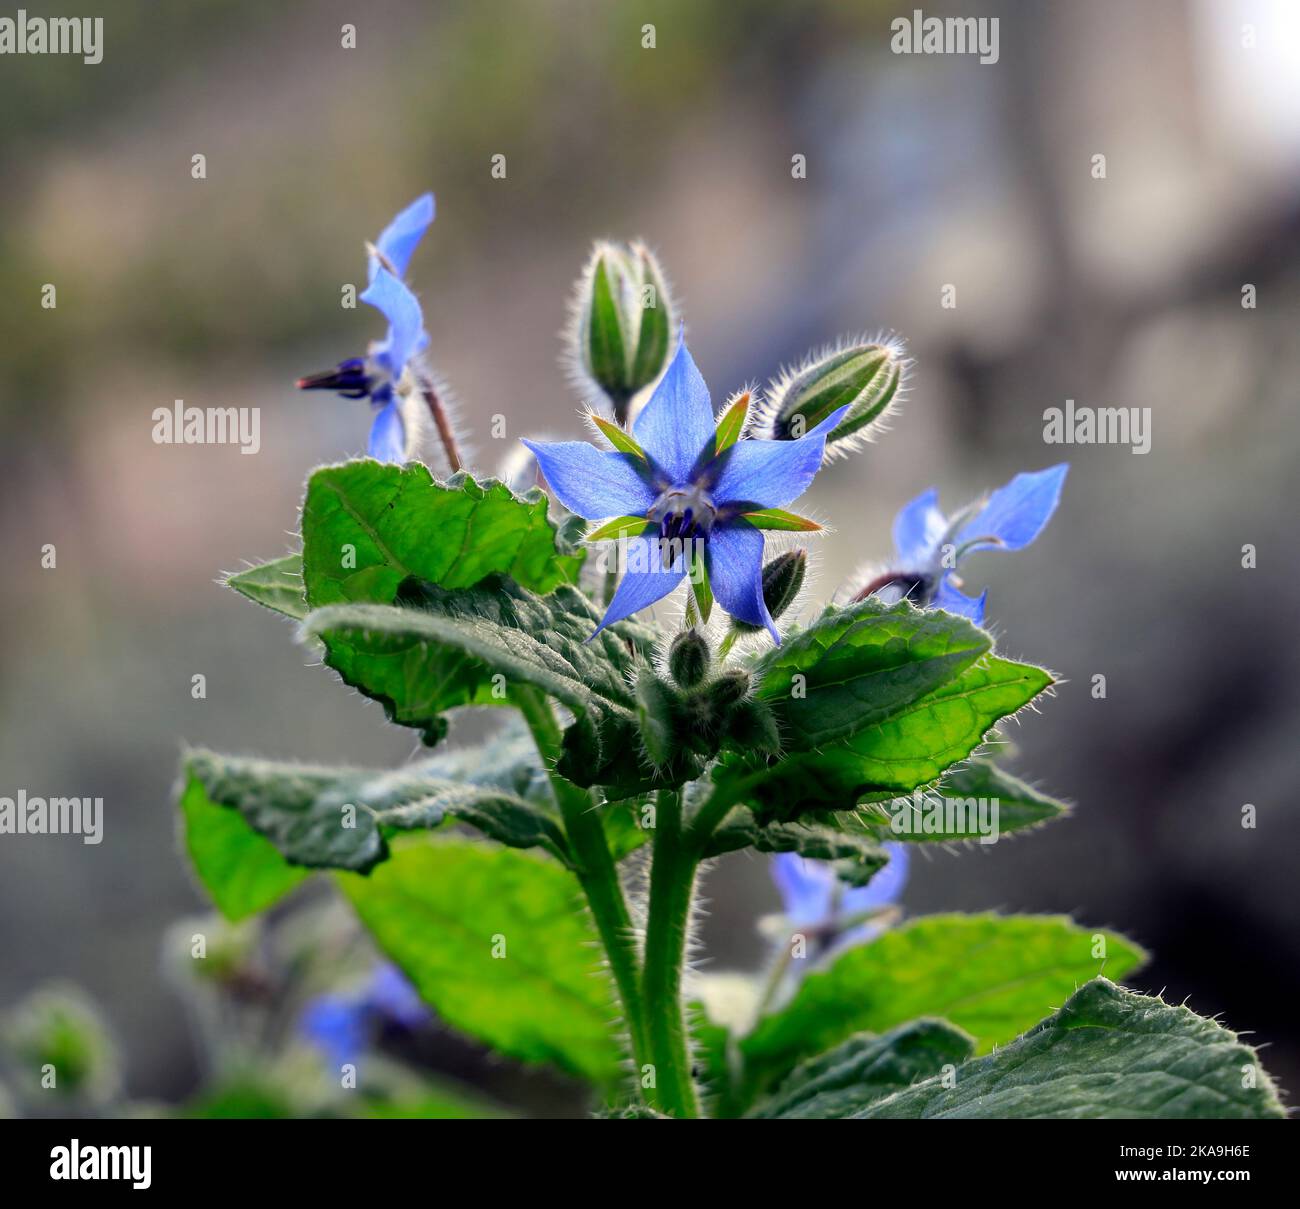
[
  {"x1": 841, "y1": 842, "x2": 910, "y2": 914},
  {"x1": 369, "y1": 193, "x2": 435, "y2": 283},
  {"x1": 709, "y1": 406, "x2": 849, "y2": 511},
  {"x1": 365, "y1": 963, "x2": 428, "y2": 1028},
  {"x1": 892, "y1": 487, "x2": 946, "y2": 566},
  {"x1": 521, "y1": 439, "x2": 655, "y2": 520},
  {"x1": 933, "y1": 576, "x2": 987, "y2": 623},
  {"x1": 362, "y1": 268, "x2": 425, "y2": 376},
  {"x1": 956, "y1": 464, "x2": 1068, "y2": 553},
  {"x1": 630, "y1": 336, "x2": 714, "y2": 485},
  {"x1": 369, "y1": 399, "x2": 406, "y2": 461},
  {"x1": 771, "y1": 854, "x2": 835, "y2": 926},
  {"x1": 706, "y1": 522, "x2": 777, "y2": 641},
  {"x1": 593, "y1": 535, "x2": 686, "y2": 634},
  {"x1": 300, "y1": 996, "x2": 369, "y2": 1066}
]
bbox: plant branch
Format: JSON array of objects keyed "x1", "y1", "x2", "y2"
[
  {"x1": 512, "y1": 687, "x2": 649, "y2": 1091},
  {"x1": 418, "y1": 372, "x2": 464, "y2": 474},
  {"x1": 641, "y1": 786, "x2": 701, "y2": 1118}
]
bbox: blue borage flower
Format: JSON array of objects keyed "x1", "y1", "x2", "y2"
[
  {"x1": 300, "y1": 963, "x2": 428, "y2": 1067},
  {"x1": 857, "y1": 464, "x2": 1069, "y2": 624},
  {"x1": 297, "y1": 194, "x2": 435, "y2": 462},
  {"x1": 772, "y1": 843, "x2": 910, "y2": 952},
  {"x1": 522, "y1": 337, "x2": 846, "y2": 643}
]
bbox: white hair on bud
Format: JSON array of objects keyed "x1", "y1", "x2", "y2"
[
  {"x1": 752, "y1": 331, "x2": 911, "y2": 465},
  {"x1": 560, "y1": 238, "x2": 680, "y2": 425}
]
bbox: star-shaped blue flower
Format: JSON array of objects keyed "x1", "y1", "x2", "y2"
[
  {"x1": 297, "y1": 194, "x2": 435, "y2": 462},
  {"x1": 773, "y1": 844, "x2": 910, "y2": 950},
  {"x1": 887, "y1": 464, "x2": 1069, "y2": 623},
  {"x1": 523, "y1": 338, "x2": 847, "y2": 642}
]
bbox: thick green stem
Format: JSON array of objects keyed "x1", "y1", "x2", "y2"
[
  {"x1": 513, "y1": 688, "x2": 650, "y2": 1088},
  {"x1": 641, "y1": 787, "x2": 701, "y2": 1118}
]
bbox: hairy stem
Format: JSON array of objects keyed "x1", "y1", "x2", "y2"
[
  {"x1": 513, "y1": 688, "x2": 649, "y2": 1089},
  {"x1": 419, "y1": 373, "x2": 464, "y2": 474},
  {"x1": 641, "y1": 787, "x2": 701, "y2": 1118}
]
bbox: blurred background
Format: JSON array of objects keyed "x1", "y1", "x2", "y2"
[{"x1": 1, "y1": 0, "x2": 1298, "y2": 1115}]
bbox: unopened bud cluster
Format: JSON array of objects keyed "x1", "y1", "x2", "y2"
[{"x1": 637, "y1": 631, "x2": 779, "y2": 776}]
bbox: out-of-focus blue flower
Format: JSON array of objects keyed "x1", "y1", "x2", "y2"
[
  {"x1": 873, "y1": 464, "x2": 1069, "y2": 623},
  {"x1": 299, "y1": 963, "x2": 428, "y2": 1068},
  {"x1": 367, "y1": 193, "x2": 435, "y2": 285},
  {"x1": 521, "y1": 337, "x2": 846, "y2": 642},
  {"x1": 297, "y1": 195, "x2": 435, "y2": 462},
  {"x1": 772, "y1": 844, "x2": 910, "y2": 951}
]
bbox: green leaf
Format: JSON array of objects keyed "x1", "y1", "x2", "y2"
[
  {"x1": 717, "y1": 599, "x2": 1053, "y2": 818},
  {"x1": 742, "y1": 914, "x2": 1146, "y2": 1089},
  {"x1": 860, "y1": 758, "x2": 1068, "y2": 842},
  {"x1": 301, "y1": 462, "x2": 583, "y2": 610},
  {"x1": 752, "y1": 598, "x2": 993, "y2": 750},
  {"x1": 181, "y1": 726, "x2": 570, "y2": 881},
  {"x1": 179, "y1": 771, "x2": 309, "y2": 921},
  {"x1": 860, "y1": 979, "x2": 1286, "y2": 1119},
  {"x1": 702, "y1": 807, "x2": 888, "y2": 886},
  {"x1": 750, "y1": 1020, "x2": 975, "y2": 1119},
  {"x1": 338, "y1": 837, "x2": 626, "y2": 1087},
  {"x1": 304, "y1": 575, "x2": 664, "y2": 791},
  {"x1": 226, "y1": 554, "x2": 307, "y2": 620}
]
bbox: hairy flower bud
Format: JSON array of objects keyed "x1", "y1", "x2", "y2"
[
  {"x1": 725, "y1": 699, "x2": 781, "y2": 754},
  {"x1": 731, "y1": 549, "x2": 807, "y2": 635},
  {"x1": 571, "y1": 241, "x2": 675, "y2": 423},
  {"x1": 636, "y1": 671, "x2": 682, "y2": 769},
  {"x1": 760, "y1": 338, "x2": 906, "y2": 461},
  {"x1": 704, "y1": 669, "x2": 751, "y2": 712},
  {"x1": 667, "y1": 629, "x2": 711, "y2": 689}
]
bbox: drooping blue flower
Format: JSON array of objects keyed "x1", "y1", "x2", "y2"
[
  {"x1": 367, "y1": 192, "x2": 436, "y2": 284},
  {"x1": 297, "y1": 195, "x2": 435, "y2": 461},
  {"x1": 299, "y1": 962, "x2": 429, "y2": 1068},
  {"x1": 522, "y1": 338, "x2": 847, "y2": 642},
  {"x1": 875, "y1": 464, "x2": 1069, "y2": 623},
  {"x1": 772, "y1": 844, "x2": 910, "y2": 953}
]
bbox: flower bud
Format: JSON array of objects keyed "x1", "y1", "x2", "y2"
[
  {"x1": 635, "y1": 671, "x2": 682, "y2": 769},
  {"x1": 4, "y1": 985, "x2": 120, "y2": 1104},
  {"x1": 762, "y1": 339, "x2": 906, "y2": 459},
  {"x1": 667, "y1": 629, "x2": 711, "y2": 689},
  {"x1": 731, "y1": 549, "x2": 807, "y2": 634},
  {"x1": 725, "y1": 699, "x2": 781, "y2": 754},
  {"x1": 572, "y1": 241, "x2": 675, "y2": 422},
  {"x1": 704, "y1": 668, "x2": 751, "y2": 712}
]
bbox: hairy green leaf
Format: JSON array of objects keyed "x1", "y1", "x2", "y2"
[
  {"x1": 301, "y1": 462, "x2": 583, "y2": 609},
  {"x1": 178, "y1": 722, "x2": 566, "y2": 921},
  {"x1": 226, "y1": 554, "x2": 307, "y2": 620},
  {"x1": 303, "y1": 575, "x2": 663, "y2": 790},
  {"x1": 338, "y1": 837, "x2": 626, "y2": 1087},
  {"x1": 860, "y1": 758, "x2": 1068, "y2": 842},
  {"x1": 860, "y1": 979, "x2": 1286, "y2": 1119},
  {"x1": 750, "y1": 1020, "x2": 975, "y2": 1119},
  {"x1": 703, "y1": 807, "x2": 888, "y2": 886},
  {"x1": 742, "y1": 914, "x2": 1146, "y2": 1088},
  {"x1": 717, "y1": 602, "x2": 1053, "y2": 818},
  {"x1": 753, "y1": 598, "x2": 993, "y2": 749},
  {"x1": 179, "y1": 772, "x2": 309, "y2": 920}
]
